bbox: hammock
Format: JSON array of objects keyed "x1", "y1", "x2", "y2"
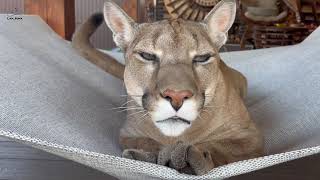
[{"x1": 0, "y1": 15, "x2": 320, "y2": 179}]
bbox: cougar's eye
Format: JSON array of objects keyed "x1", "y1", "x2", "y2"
[
  {"x1": 139, "y1": 52, "x2": 158, "y2": 61},
  {"x1": 193, "y1": 54, "x2": 213, "y2": 64}
]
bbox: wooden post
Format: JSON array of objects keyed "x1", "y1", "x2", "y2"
[
  {"x1": 24, "y1": 0, "x2": 75, "y2": 40},
  {"x1": 121, "y1": 0, "x2": 139, "y2": 21},
  {"x1": 121, "y1": 0, "x2": 146, "y2": 23}
]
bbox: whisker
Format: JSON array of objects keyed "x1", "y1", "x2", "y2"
[
  {"x1": 109, "y1": 107, "x2": 129, "y2": 110},
  {"x1": 125, "y1": 106, "x2": 144, "y2": 109},
  {"x1": 109, "y1": 106, "x2": 142, "y2": 110},
  {"x1": 204, "y1": 105, "x2": 226, "y2": 108},
  {"x1": 120, "y1": 94, "x2": 143, "y2": 97},
  {"x1": 139, "y1": 112, "x2": 150, "y2": 119},
  {"x1": 117, "y1": 107, "x2": 144, "y2": 112},
  {"x1": 136, "y1": 112, "x2": 151, "y2": 126},
  {"x1": 127, "y1": 110, "x2": 147, "y2": 117},
  {"x1": 104, "y1": 95, "x2": 129, "y2": 97},
  {"x1": 120, "y1": 99, "x2": 135, "y2": 107}
]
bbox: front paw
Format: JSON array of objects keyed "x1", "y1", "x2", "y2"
[
  {"x1": 186, "y1": 146, "x2": 214, "y2": 175},
  {"x1": 157, "y1": 142, "x2": 189, "y2": 170},
  {"x1": 158, "y1": 142, "x2": 214, "y2": 175},
  {"x1": 122, "y1": 149, "x2": 157, "y2": 163}
]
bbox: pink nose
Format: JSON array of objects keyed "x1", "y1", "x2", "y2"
[{"x1": 162, "y1": 89, "x2": 193, "y2": 111}]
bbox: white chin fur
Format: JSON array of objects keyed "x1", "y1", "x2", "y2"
[
  {"x1": 151, "y1": 99, "x2": 198, "y2": 137},
  {"x1": 156, "y1": 121, "x2": 191, "y2": 137}
]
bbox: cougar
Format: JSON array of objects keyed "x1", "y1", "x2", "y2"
[{"x1": 72, "y1": 0, "x2": 264, "y2": 175}]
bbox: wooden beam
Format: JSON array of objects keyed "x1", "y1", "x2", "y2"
[
  {"x1": 121, "y1": 0, "x2": 146, "y2": 23},
  {"x1": 24, "y1": 0, "x2": 48, "y2": 21},
  {"x1": 24, "y1": 0, "x2": 75, "y2": 40},
  {"x1": 121, "y1": 0, "x2": 139, "y2": 21}
]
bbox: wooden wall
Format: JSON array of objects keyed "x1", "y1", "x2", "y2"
[{"x1": 24, "y1": 0, "x2": 76, "y2": 40}]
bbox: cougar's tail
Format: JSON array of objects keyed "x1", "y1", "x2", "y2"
[{"x1": 72, "y1": 13, "x2": 124, "y2": 80}]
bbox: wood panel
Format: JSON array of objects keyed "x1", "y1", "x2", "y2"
[
  {"x1": 24, "y1": 0, "x2": 75, "y2": 40},
  {"x1": 47, "y1": 0, "x2": 75, "y2": 40},
  {"x1": 24, "y1": 0, "x2": 47, "y2": 21},
  {"x1": 121, "y1": 0, "x2": 147, "y2": 23},
  {"x1": 122, "y1": 0, "x2": 139, "y2": 21}
]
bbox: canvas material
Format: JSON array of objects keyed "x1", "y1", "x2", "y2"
[{"x1": 0, "y1": 15, "x2": 320, "y2": 179}]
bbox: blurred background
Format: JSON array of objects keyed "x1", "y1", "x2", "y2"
[{"x1": 0, "y1": 0, "x2": 319, "y2": 51}]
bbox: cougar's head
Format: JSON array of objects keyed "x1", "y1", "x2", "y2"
[{"x1": 104, "y1": 0, "x2": 236, "y2": 137}]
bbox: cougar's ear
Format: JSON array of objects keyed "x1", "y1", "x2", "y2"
[
  {"x1": 104, "y1": 0, "x2": 136, "y2": 50},
  {"x1": 203, "y1": 0, "x2": 236, "y2": 49}
]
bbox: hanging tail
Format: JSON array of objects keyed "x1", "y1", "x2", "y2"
[{"x1": 72, "y1": 13, "x2": 124, "y2": 80}]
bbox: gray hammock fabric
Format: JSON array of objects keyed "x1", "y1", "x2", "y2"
[{"x1": 0, "y1": 15, "x2": 320, "y2": 179}]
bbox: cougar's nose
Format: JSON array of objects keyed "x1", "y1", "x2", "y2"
[{"x1": 162, "y1": 89, "x2": 193, "y2": 111}]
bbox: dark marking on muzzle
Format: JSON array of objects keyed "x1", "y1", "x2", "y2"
[{"x1": 142, "y1": 92, "x2": 150, "y2": 110}]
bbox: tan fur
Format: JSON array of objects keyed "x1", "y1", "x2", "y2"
[{"x1": 73, "y1": 0, "x2": 264, "y2": 175}]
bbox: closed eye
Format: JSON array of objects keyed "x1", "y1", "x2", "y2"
[
  {"x1": 193, "y1": 54, "x2": 214, "y2": 64},
  {"x1": 138, "y1": 52, "x2": 158, "y2": 62}
]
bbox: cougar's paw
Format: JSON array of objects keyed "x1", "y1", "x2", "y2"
[
  {"x1": 158, "y1": 142, "x2": 189, "y2": 170},
  {"x1": 186, "y1": 146, "x2": 215, "y2": 175},
  {"x1": 157, "y1": 142, "x2": 214, "y2": 175},
  {"x1": 122, "y1": 149, "x2": 157, "y2": 163}
]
